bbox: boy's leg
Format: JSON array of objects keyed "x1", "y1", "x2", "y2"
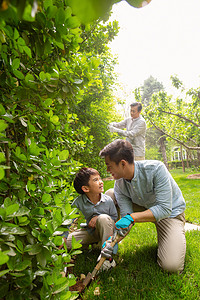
[
  {"x1": 95, "y1": 214, "x2": 115, "y2": 246},
  {"x1": 155, "y1": 213, "x2": 186, "y2": 273},
  {"x1": 66, "y1": 228, "x2": 99, "y2": 250}
]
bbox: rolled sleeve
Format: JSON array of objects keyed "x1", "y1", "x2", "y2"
[
  {"x1": 149, "y1": 164, "x2": 172, "y2": 222},
  {"x1": 114, "y1": 182, "x2": 134, "y2": 217}
]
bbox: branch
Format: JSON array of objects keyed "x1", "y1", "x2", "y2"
[
  {"x1": 160, "y1": 110, "x2": 200, "y2": 128},
  {"x1": 148, "y1": 118, "x2": 200, "y2": 151}
]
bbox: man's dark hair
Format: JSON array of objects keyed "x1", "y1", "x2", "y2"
[
  {"x1": 73, "y1": 167, "x2": 99, "y2": 194},
  {"x1": 130, "y1": 102, "x2": 142, "y2": 112},
  {"x1": 99, "y1": 139, "x2": 134, "y2": 164}
]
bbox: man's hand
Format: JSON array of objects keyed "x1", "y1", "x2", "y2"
[
  {"x1": 101, "y1": 236, "x2": 113, "y2": 259},
  {"x1": 114, "y1": 214, "x2": 135, "y2": 237},
  {"x1": 108, "y1": 125, "x2": 115, "y2": 133}
]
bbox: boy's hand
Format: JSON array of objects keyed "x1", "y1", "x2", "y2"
[
  {"x1": 101, "y1": 236, "x2": 113, "y2": 259},
  {"x1": 114, "y1": 214, "x2": 135, "y2": 237},
  {"x1": 88, "y1": 216, "x2": 98, "y2": 228}
]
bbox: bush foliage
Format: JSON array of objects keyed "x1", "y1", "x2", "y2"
[{"x1": 0, "y1": 0, "x2": 120, "y2": 298}]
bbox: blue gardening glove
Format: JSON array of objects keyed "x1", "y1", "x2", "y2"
[{"x1": 114, "y1": 214, "x2": 135, "y2": 237}]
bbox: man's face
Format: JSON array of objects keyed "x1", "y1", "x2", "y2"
[
  {"x1": 105, "y1": 156, "x2": 124, "y2": 180},
  {"x1": 87, "y1": 174, "x2": 104, "y2": 194},
  {"x1": 130, "y1": 106, "x2": 140, "y2": 119}
]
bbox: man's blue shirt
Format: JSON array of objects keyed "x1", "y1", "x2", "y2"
[{"x1": 114, "y1": 160, "x2": 186, "y2": 222}]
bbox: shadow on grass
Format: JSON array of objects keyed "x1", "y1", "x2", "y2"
[{"x1": 73, "y1": 225, "x2": 200, "y2": 300}]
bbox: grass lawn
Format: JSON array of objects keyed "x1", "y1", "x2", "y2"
[{"x1": 72, "y1": 168, "x2": 200, "y2": 299}]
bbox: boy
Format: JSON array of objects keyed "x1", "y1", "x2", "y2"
[{"x1": 66, "y1": 167, "x2": 118, "y2": 269}]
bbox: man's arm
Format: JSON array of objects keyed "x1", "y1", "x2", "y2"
[
  {"x1": 114, "y1": 119, "x2": 146, "y2": 139},
  {"x1": 130, "y1": 209, "x2": 156, "y2": 223}
]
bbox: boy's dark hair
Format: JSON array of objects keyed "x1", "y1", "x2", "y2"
[
  {"x1": 130, "y1": 102, "x2": 142, "y2": 112},
  {"x1": 74, "y1": 167, "x2": 99, "y2": 194},
  {"x1": 99, "y1": 139, "x2": 134, "y2": 164}
]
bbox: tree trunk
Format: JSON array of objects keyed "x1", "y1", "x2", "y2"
[
  {"x1": 186, "y1": 150, "x2": 190, "y2": 168},
  {"x1": 159, "y1": 136, "x2": 169, "y2": 170},
  {"x1": 180, "y1": 144, "x2": 185, "y2": 172},
  {"x1": 197, "y1": 145, "x2": 200, "y2": 167}
]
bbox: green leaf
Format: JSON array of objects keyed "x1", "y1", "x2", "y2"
[
  {"x1": 65, "y1": 6, "x2": 72, "y2": 19},
  {"x1": 0, "y1": 119, "x2": 8, "y2": 132},
  {"x1": 50, "y1": 115, "x2": 59, "y2": 124},
  {"x1": 6, "y1": 203, "x2": 19, "y2": 216},
  {"x1": 0, "y1": 208, "x2": 6, "y2": 220},
  {"x1": 12, "y1": 58, "x2": 20, "y2": 69},
  {"x1": 0, "y1": 225, "x2": 26, "y2": 235},
  {"x1": 53, "y1": 235, "x2": 63, "y2": 246},
  {"x1": 15, "y1": 270, "x2": 33, "y2": 288},
  {"x1": 25, "y1": 73, "x2": 34, "y2": 84},
  {"x1": 42, "y1": 193, "x2": 51, "y2": 203},
  {"x1": 16, "y1": 240, "x2": 24, "y2": 252},
  {"x1": 0, "y1": 104, "x2": 5, "y2": 115},
  {"x1": 25, "y1": 244, "x2": 42, "y2": 255},
  {"x1": 47, "y1": 5, "x2": 57, "y2": 18},
  {"x1": 17, "y1": 37, "x2": 26, "y2": 46},
  {"x1": 13, "y1": 28, "x2": 19, "y2": 40},
  {"x1": 15, "y1": 260, "x2": 31, "y2": 271},
  {"x1": 36, "y1": 251, "x2": 46, "y2": 268},
  {"x1": 23, "y1": 46, "x2": 32, "y2": 58},
  {"x1": 59, "y1": 150, "x2": 69, "y2": 160},
  {"x1": 12, "y1": 206, "x2": 30, "y2": 217},
  {"x1": 0, "y1": 269, "x2": 9, "y2": 277},
  {"x1": 55, "y1": 7, "x2": 66, "y2": 25},
  {"x1": 71, "y1": 235, "x2": 82, "y2": 250},
  {"x1": 13, "y1": 69, "x2": 24, "y2": 80},
  {"x1": 0, "y1": 167, "x2": 5, "y2": 180},
  {"x1": 65, "y1": 16, "x2": 80, "y2": 29},
  {"x1": 0, "y1": 152, "x2": 5, "y2": 163},
  {"x1": 0, "y1": 252, "x2": 9, "y2": 265}
]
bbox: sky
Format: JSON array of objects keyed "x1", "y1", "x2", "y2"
[{"x1": 108, "y1": 0, "x2": 200, "y2": 101}]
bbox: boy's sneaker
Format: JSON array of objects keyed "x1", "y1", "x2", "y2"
[{"x1": 97, "y1": 255, "x2": 116, "y2": 272}]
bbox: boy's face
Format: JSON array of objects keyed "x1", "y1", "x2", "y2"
[
  {"x1": 86, "y1": 174, "x2": 104, "y2": 194},
  {"x1": 105, "y1": 156, "x2": 124, "y2": 180}
]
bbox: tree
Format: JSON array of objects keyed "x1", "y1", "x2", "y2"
[{"x1": 145, "y1": 76, "x2": 200, "y2": 167}]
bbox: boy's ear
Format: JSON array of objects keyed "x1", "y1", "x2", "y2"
[{"x1": 81, "y1": 185, "x2": 90, "y2": 193}]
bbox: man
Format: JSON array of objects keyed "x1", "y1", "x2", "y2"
[
  {"x1": 99, "y1": 139, "x2": 186, "y2": 273},
  {"x1": 108, "y1": 102, "x2": 146, "y2": 160}
]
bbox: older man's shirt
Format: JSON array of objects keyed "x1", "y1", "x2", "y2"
[
  {"x1": 114, "y1": 160, "x2": 186, "y2": 222},
  {"x1": 112, "y1": 115, "x2": 146, "y2": 157},
  {"x1": 72, "y1": 193, "x2": 118, "y2": 234}
]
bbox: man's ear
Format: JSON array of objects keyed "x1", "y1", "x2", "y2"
[
  {"x1": 121, "y1": 159, "x2": 127, "y2": 167},
  {"x1": 81, "y1": 185, "x2": 90, "y2": 193}
]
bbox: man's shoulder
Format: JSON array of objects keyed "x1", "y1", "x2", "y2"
[
  {"x1": 135, "y1": 160, "x2": 166, "y2": 177},
  {"x1": 138, "y1": 115, "x2": 146, "y2": 123}
]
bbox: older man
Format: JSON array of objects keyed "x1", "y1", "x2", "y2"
[{"x1": 108, "y1": 102, "x2": 146, "y2": 161}]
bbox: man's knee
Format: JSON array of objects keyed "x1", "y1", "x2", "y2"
[{"x1": 157, "y1": 256, "x2": 185, "y2": 273}]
